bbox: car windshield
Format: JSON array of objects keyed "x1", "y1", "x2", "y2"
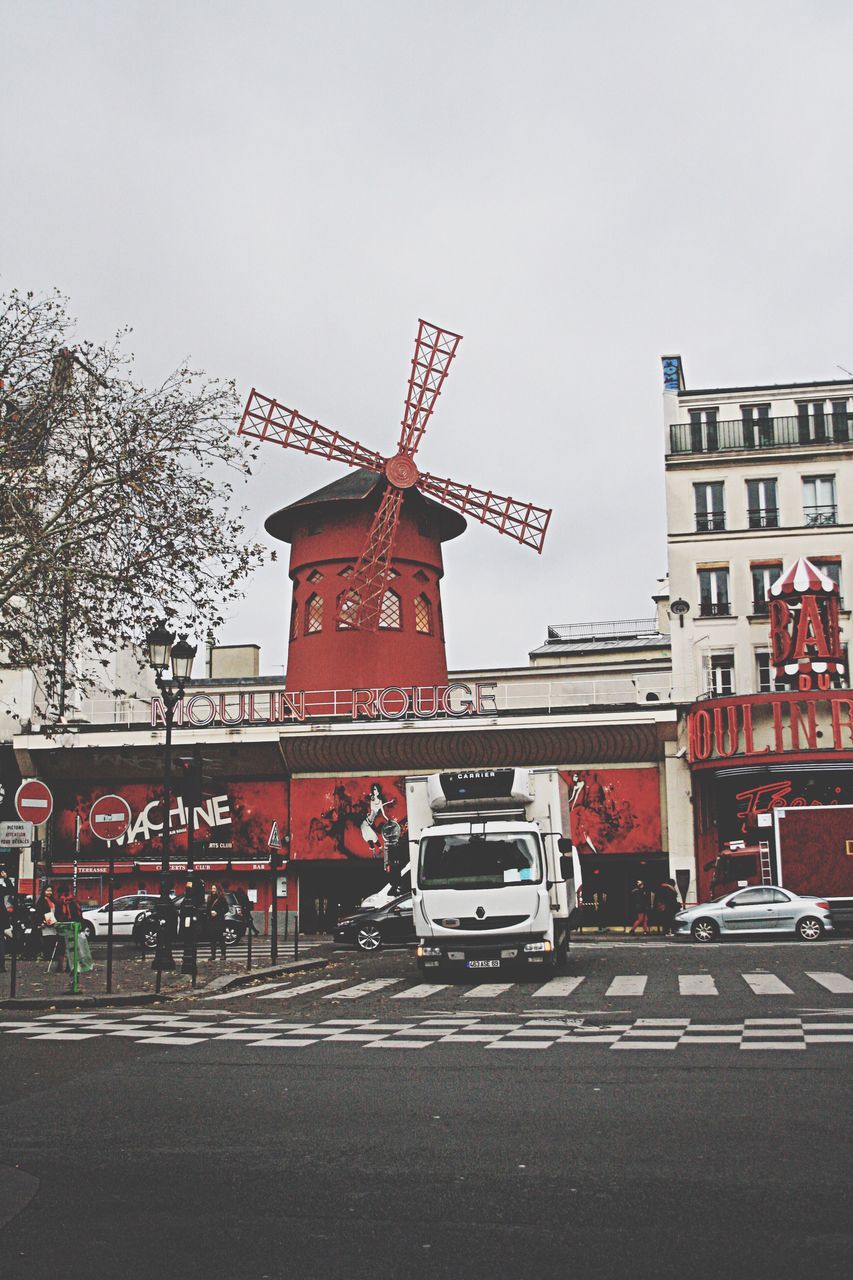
[{"x1": 419, "y1": 832, "x2": 542, "y2": 889}]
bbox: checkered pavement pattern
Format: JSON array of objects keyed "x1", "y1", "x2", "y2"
[{"x1": 2, "y1": 1011, "x2": 851, "y2": 1051}]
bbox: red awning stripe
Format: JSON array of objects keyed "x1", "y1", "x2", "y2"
[{"x1": 770, "y1": 556, "x2": 838, "y2": 596}]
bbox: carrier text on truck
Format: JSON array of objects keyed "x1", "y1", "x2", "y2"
[{"x1": 406, "y1": 768, "x2": 582, "y2": 974}]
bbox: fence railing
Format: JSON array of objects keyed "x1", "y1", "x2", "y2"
[{"x1": 669, "y1": 413, "x2": 852, "y2": 456}]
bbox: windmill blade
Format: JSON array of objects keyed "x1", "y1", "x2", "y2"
[
  {"x1": 397, "y1": 320, "x2": 463, "y2": 458},
  {"x1": 239, "y1": 389, "x2": 384, "y2": 473},
  {"x1": 418, "y1": 470, "x2": 552, "y2": 553},
  {"x1": 337, "y1": 486, "x2": 405, "y2": 631}
]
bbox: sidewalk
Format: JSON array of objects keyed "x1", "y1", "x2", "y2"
[{"x1": 0, "y1": 937, "x2": 334, "y2": 1009}]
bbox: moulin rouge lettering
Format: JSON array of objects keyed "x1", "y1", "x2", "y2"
[
  {"x1": 150, "y1": 683, "x2": 498, "y2": 729},
  {"x1": 687, "y1": 692, "x2": 853, "y2": 764}
]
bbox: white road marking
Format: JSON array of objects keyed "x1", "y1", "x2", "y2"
[
  {"x1": 391, "y1": 984, "x2": 449, "y2": 999},
  {"x1": 678, "y1": 974, "x2": 718, "y2": 996},
  {"x1": 805, "y1": 972, "x2": 853, "y2": 994},
  {"x1": 208, "y1": 982, "x2": 295, "y2": 1001},
  {"x1": 742, "y1": 973, "x2": 794, "y2": 996},
  {"x1": 258, "y1": 979, "x2": 346, "y2": 999},
  {"x1": 324, "y1": 978, "x2": 403, "y2": 999},
  {"x1": 532, "y1": 976, "x2": 585, "y2": 997},
  {"x1": 605, "y1": 976, "x2": 647, "y2": 996},
  {"x1": 462, "y1": 984, "x2": 515, "y2": 998}
]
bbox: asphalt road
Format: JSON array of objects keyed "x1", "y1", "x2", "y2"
[{"x1": 1, "y1": 939, "x2": 850, "y2": 1280}]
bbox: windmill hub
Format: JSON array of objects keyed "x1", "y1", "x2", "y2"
[{"x1": 384, "y1": 453, "x2": 420, "y2": 489}]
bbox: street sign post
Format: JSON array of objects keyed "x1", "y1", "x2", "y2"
[
  {"x1": 88, "y1": 794, "x2": 131, "y2": 995},
  {"x1": 14, "y1": 779, "x2": 53, "y2": 827}
]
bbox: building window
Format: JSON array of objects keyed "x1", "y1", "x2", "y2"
[
  {"x1": 830, "y1": 399, "x2": 851, "y2": 442},
  {"x1": 741, "y1": 404, "x2": 772, "y2": 449},
  {"x1": 812, "y1": 558, "x2": 842, "y2": 605},
  {"x1": 307, "y1": 569, "x2": 324, "y2": 583},
  {"x1": 336, "y1": 589, "x2": 360, "y2": 629},
  {"x1": 746, "y1": 477, "x2": 779, "y2": 529},
  {"x1": 750, "y1": 562, "x2": 782, "y2": 616},
  {"x1": 689, "y1": 407, "x2": 718, "y2": 452},
  {"x1": 797, "y1": 401, "x2": 828, "y2": 444},
  {"x1": 414, "y1": 594, "x2": 433, "y2": 634},
  {"x1": 706, "y1": 651, "x2": 735, "y2": 697},
  {"x1": 304, "y1": 592, "x2": 323, "y2": 634},
  {"x1": 378, "y1": 589, "x2": 401, "y2": 630},
  {"x1": 289, "y1": 600, "x2": 298, "y2": 641},
  {"x1": 339, "y1": 565, "x2": 354, "y2": 579},
  {"x1": 756, "y1": 651, "x2": 784, "y2": 694},
  {"x1": 694, "y1": 481, "x2": 726, "y2": 532},
  {"x1": 698, "y1": 567, "x2": 731, "y2": 617},
  {"x1": 802, "y1": 475, "x2": 837, "y2": 526},
  {"x1": 413, "y1": 569, "x2": 429, "y2": 584}
]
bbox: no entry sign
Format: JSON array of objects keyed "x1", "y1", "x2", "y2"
[
  {"x1": 89, "y1": 794, "x2": 132, "y2": 843},
  {"x1": 15, "y1": 779, "x2": 53, "y2": 826}
]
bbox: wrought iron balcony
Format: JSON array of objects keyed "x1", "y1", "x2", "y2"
[
  {"x1": 698, "y1": 602, "x2": 731, "y2": 617},
  {"x1": 803, "y1": 505, "x2": 838, "y2": 527},
  {"x1": 695, "y1": 513, "x2": 726, "y2": 532},
  {"x1": 747, "y1": 507, "x2": 779, "y2": 529},
  {"x1": 669, "y1": 412, "x2": 852, "y2": 456}
]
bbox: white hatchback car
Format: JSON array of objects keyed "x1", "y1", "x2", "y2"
[
  {"x1": 674, "y1": 885, "x2": 834, "y2": 942},
  {"x1": 82, "y1": 894, "x2": 162, "y2": 939}
]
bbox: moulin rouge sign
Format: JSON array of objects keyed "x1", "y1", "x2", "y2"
[{"x1": 150, "y1": 682, "x2": 499, "y2": 729}]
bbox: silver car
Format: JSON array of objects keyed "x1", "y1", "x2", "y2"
[{"x1": 674, "y1": 885, "x2": 834, "y2": 942}]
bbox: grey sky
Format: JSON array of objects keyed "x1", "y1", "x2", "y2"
[{"x1": 4, "y1": 0, "x2": 851, "y2": 675}]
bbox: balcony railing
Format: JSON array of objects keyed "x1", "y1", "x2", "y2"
[
  {"x1": 695, "y1": 513, "x2": 726, "y2": 532},
  {"x1": 747, "y1": 507, "x2": 779, "y2": 529},
  {"x1": 804, "y1": 505, "x2": 838, "y2": 527},
  {"x1": 669, "y1": 413, "x2": 852, "y2": 456},
  {"x1": 698, "y1": 602, "x2": 731, "y2": 617}
]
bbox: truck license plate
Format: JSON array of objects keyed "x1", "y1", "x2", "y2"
[{"x1": 467, "y1": 959, "x2": 500, "y2": 969}]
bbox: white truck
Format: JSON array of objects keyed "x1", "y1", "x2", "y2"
[{"x1": 406, "y1": 767, "x2": 582, "y2": 975}]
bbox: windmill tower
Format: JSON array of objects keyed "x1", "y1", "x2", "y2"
[{"x1": 240, "y1": 321, "x2": 551, "y2": 698}]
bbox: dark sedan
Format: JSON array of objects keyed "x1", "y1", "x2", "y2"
[
  {"x1": 132, "y1": 893, "x2": 246, "y2": 949},
  {"x1": 334, "y1": 895, "x2": 415, "y2": 952}
]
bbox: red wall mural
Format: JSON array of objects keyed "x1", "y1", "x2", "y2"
[
  {"x1": 53, "y1": 780, "x2": 288, "y2": 859},
  {"x1": 290, "y1": 776, "x2": 408, "y2": 861},
  {"x1": 561, "y1": 768, "x2": 662, "y2": 855}
]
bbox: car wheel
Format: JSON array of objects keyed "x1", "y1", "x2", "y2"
[
  {"x1": 139, "y1": 924, "x2": 159, "y2": 949},
  {"x1": 690, "y1": 917, "x2": 719, "y2": 942},
  {"x1": 83, "y1": 922, "x2": 95, "y2": 941},
  {"x1": 355, "y1": 924, "x2": 382, "y2": 952},
  {"x1": 223, "y1": 923, "x2": 241, "y2": 946},
  {"x1": 796, "y1": 916, "x2": 824, "y2": 941}
]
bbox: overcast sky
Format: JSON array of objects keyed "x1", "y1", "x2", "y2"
[{"x1": 3, "y1": 0, "x2": 851, "y2": 676}]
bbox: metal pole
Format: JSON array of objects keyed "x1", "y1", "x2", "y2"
[
  {"x1": 154, "y1": 684, "x2": 177, "y2": 989},
  {"x1": 246, "y1": 887, "x2": 253, "y2": 973},
  {"x1": 106, "y1": 852, "x2": 115, "y2": 994},
  {"x1": 271, "y1": 855, "x2": 278, "y2": 964},
  {"x1": 9, "y1": 851, "x2": 20, "y2": 1000},
  {"x1": 71, "y1": 922, "x2": 79, "y2": 994}
]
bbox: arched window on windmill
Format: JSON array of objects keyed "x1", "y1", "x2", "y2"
[
  {"x1": 379, "y1": 587, "x2": 402, "y2": 630},
  {"x1": 336, "y1": 588, "x2": 360, "y2": 630},
  {"x1": 414, "y1": 593, "x2": 433, "y2": 635},
  {"x1": 304, "y1": 592, "x2": 323, "y2": 634},
  {"x1": 289, "y1": 599, "x2": 298, "y2": 641}
]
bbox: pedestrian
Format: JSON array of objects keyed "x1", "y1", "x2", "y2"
[
  {"x1": 655, "y1": 878, "x2": 680, "y2": 936},
  {"x1": 628, "y1": 879, "x2": 650, "y2": 934},
  {"x1": 34, "y1": 885, "x2": 60, "y2": 966},
  {"x1": 206, "y1": 883, "x2": 228, "y2": 961},
  {"x1": 231, "y1": 883, "x2": 260, "y2": 936}
]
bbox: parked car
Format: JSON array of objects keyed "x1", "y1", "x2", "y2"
[
  {"x1": 132, "y1": 892, "x2": 246, "y2": 949},
  {"x1": 674, "y1": 885, "x2": 834, "y2": 942},
  {"x1": 359, "y1": 868, "x2": 411, "y2": 911},
  {"x1": 334, "y1": 894, "x2": 415, "y2": 952},
  {"x1": 82, "y1": 894, "x2": 162, "y2": 940}
]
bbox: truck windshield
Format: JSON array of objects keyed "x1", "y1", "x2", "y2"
[{"x1": 419, "y1": 833, "x2": 542, "y2": 889}]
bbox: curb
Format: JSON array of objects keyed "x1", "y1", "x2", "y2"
[{"x1": 0, "y1": 955, "x2": 329, "y2": 1011}]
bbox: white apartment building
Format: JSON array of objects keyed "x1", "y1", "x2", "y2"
[{"x1": 662, "y1": 357, "x2": 852, "y2": 704}]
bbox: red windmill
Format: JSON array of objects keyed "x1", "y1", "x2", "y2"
[{"x1": 239, "y1": 320, "x2": 552, "y2": 697}]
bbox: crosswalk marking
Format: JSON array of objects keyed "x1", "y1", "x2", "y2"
[
  {"x1": 742, "y1": 973, "x2": 795, "y2": 996},
  {"x1": 806, "y1": 972, "x2": 853, "y2": 994},
  {"x1": 532, "y1": 976, "x2": 585, "y2": 997},
  {"x1": 462, "y1": 983, "x2": 515, "y2": 998},
  {"x1": 678, "y1": 975, "x2": 718, "y2": 996},
  {"x1": 605, "y1": 976, "x2": 647, "y2": 996},
  {"x1": 391, "y1": 984, "x2": 449, "y2": 999},
  {"x1": 324, "y1": 978, "x2": 402, "y2": 1000},
  {"x1": 257, "y1": 979, "x2": 345, "y2": 1000}
]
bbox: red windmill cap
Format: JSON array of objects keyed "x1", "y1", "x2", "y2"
[{"x1": 769, "y1": 556, "x2": 838, "y2": 597}]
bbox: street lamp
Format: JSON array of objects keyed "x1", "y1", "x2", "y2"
[{"x1": 147, "y1": 623, "x2": 197, "y2": 986}]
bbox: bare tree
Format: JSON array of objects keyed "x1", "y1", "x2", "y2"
[{"x1": 0, "y1": 287, "x2": 266, "y2": 716}]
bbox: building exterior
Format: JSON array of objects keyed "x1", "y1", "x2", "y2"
[{"x1": 662, "y1": 357, "x2": 853, "y2": 901}]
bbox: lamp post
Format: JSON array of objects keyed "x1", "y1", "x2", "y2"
[{"x1": 147, "y1": 623, "x2": 196, "y2": 989}]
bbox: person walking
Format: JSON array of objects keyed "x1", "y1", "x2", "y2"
[
  {"x1": 655, "y1": 878, "x2": 680, "y2": 936},
  {"x1": 628, "y1": 879, "x2": 650, "y2": 935},
  {"x1": 207, "y1": 883, "x2": 228, "y2": 962}
]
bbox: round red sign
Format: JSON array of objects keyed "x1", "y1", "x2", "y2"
[
  {"x1": 88, "y1": 794, "x2": 132, "y2": 843},
  {"x1": 15, "y1": 779, "x2": 53, "y2": 826}
]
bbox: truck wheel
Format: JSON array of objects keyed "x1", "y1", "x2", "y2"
[
  {"x1": 690, "y1": 918, "x2": 718, "y2": 942},
  {"x1": 796, "y1": 916, "x2": 823, "y2": 941}
]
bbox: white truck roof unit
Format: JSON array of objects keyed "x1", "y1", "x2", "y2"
[{"x1": 425, "y1": 768, "x2": 534, "y2": 822}]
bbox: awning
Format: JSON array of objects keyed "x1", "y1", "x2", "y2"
[{"x1": 770, "y1": 557, "x2": 838, "y2": 596}]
